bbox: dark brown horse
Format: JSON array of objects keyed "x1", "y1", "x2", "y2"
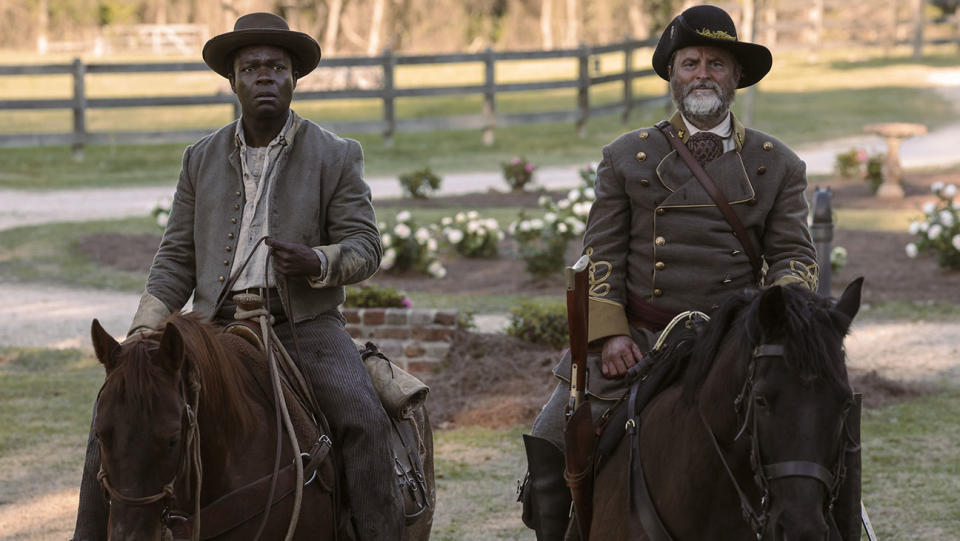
[
  {"x1": 590, "y1": 279, "x2": 863, "y2": 541},
  {"x1": 90, "y1": 313, "x2": 434, "y2": 541}
]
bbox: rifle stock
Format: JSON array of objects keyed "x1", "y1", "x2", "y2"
[
  {"x1": 564, "y1": 254, "x2": 593, "y2": 540},
  {"x1": 566, "y1": 254, "x2": 590, "y2": 417}
]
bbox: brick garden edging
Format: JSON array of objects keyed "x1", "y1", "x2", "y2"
[{"x1": 343, "y1": 308, "x2": 459, "y2": 372}]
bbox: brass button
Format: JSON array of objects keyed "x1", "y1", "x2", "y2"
[
  {"x1": 653, "y1": 288, "x2": 663, "y2": 297},
  {"x1": 655, "y1": 261, "x2": 665, "y2": 270},
  {"x1": 234, "y1": 204, "x2": 240, "y2": 210},
  {"x1": 757, "y1": 166, "x2": 767, "y2": 175},
  {"x1": 762, "y1": 141, "x2": 773, "y2": 151},
  {"x1": 231, "y1": 218, "x2": 238, "y2": 224},
  {"x1": 656, "y1": 207, "x2": 665, "y2": 216},
  {"x1": 227, "y1": 233, "x2": 234, "y2": 239},
  {"x1": 655, "y1": 236, "x2": 666, "y2": 246},
  {"x1": 223, "y1": 260, "x2": 229, "y2": 266},
  {"x1": 225, "y1": 246, "x2": 232, "y2": 252},
  {"x1": 640, "y1": 179, "x2": 650, "y2": 187},
  {"x1": 639, "y1": 131, "x2": 649, "y2": 140},
  {"x1": 235, "y1": 191, "x2": 241, "y2": 197},
  {"x1": 636, "y1": 152, "x2": 647, "y2": 162},
  {"x1": 218, "y1": 275, "x2": 224, "y2": 282}
]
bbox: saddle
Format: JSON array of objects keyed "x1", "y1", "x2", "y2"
[{"x1": 223, "y1": 309, "x2": 431, "y2": 526}]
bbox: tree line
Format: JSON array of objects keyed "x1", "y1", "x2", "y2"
[{"x1": 6, "y1": 0, "x2": 687, "y2": 55}]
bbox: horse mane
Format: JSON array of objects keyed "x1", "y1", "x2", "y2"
[
  {"x1": 680, "y1": 285, "x2": 850, "y2": 403},
  {"x1": 107, "y1": 313, "x2": 258, "y2": 442}
]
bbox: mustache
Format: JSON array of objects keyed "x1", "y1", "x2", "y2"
[{"x1": 682, "y1": 80, "x2": 722, "y2": 97}]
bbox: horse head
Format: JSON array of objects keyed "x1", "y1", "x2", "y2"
[
  {"x1": 739, "y1": 278, "x2": 863, "y2": 541},
  {"x1": 91, "y1": 318, "x2": 194, "y2": 541}
]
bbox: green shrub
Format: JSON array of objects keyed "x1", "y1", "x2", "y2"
[
  {"x1": 398, "y1": 167, "x2": 442, "y2": 199},
  {"x1": 501, "y1": 156, "x2": 536, "y2": 191},
  {"x1": 865, "y1": 153, "x2": 885, "y2": 193},
  {"x1": 344, "y1": 284, "x2": 411, "y2": 308},
  {"x1": 506, "y1": 301, "x2": 568, "y2": 349},
  {"x1": 833, "y1": 148, "x2": 866, "y2": 179}
]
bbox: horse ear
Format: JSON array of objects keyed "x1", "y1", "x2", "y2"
[
  {"x1": 156, "y1": 320, "x2": 186, "y2": 375},
  {"x1": 91, "y1": 319, "x2": 121, "y2": 373},
  {"x1": 834, "y1": 277, "x2": 864, "y2": 326},
  {"x1": 758, "y1": 285, "x2": 785, "y2": 325}
]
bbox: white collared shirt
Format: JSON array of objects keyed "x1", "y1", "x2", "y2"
[
  {"x1": 231, "y1": 112, "x2": 295, "y2": 290},
  {"x1": 681, "y1": 112, "x2": 736, "y2": 153}
]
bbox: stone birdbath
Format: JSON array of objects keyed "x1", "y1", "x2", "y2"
[{"x1": 862, "y1": 122, "x2": 927, "y2": 198}]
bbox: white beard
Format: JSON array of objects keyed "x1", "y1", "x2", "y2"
[{"x1": 682, "y1": 89, "x2": 726, "y2": 118}]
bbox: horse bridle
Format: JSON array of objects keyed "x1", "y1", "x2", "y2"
[
  {"x1": 699, "y1": 343, "x2": 857, "y2": 540},
  {"x1": 96, "y1": 361, "x2": 203, "y2": 541}
]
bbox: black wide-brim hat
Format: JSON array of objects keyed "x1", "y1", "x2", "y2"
[
  {"x1": 202, "y1": 12, "x2": 321, "y2": 78},
  {"x1": 652, "y1": 5, "x2": 772, "y2": 88}
]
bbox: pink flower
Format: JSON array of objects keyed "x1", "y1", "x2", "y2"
[
  {"x1": 856, "y1": 150, "x2": 867, "y2": 163},
  {"x1": 511, "y1": 157, "x2": 521, "y2": 165},
  {"x1": 401, "y1": 297, "x2": 413, "y2": 308},
  {"x1": 524, "y1": 164, "x2": 534, "y2": 173}
]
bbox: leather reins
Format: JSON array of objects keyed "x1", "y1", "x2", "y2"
[{"x1": 699, "y1": 344, "x2": 854, "y2": 539}]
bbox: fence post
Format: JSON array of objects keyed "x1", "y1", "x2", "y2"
[
  {"x1": 811, "y1": 187, "x2": 834, "y2": 296},
  {"x1": 576, "y1": 44, "x2": 589, "y2": 139},
  {"x1": 622, "y1": 39, "x2": 633, "y2": 124},
  {"x1": 382, "y1": 49, "x2": 396, "y2": 148},
  {"x1": 71, "y1": 57, "x2": 86, "y2": 161},
  {"x1": 482, "y1": 47, "x2": 496, "y2": 146}
]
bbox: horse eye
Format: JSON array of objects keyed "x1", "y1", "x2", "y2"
[{"x1": 754, "y1": 394, "x2": 770, "y2": 409}]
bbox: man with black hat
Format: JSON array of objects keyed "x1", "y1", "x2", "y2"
[
  {"x1": 72, "y1": 13, "x2": 403, "y2": 541},
  {"x1": 521, "y1": 5, "x2": 818, "y2": 539}
]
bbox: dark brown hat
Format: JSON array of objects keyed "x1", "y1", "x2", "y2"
[
  {"x1": 652, "y1": 5, "x2": 772, "y2": 88},
  {"x1": 202, "y1": 12, "x2": 321, "y2": 78}
]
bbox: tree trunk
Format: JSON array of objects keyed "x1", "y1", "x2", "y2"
[
  {"x1": 540, "y1": 0, "x2": 554, "y2": 50},
  {"x1": 368, "y1": 0, "x2": 386, "y2": 55},
  {"x1": 628, "y1": 0, "x2": 649, "y2": 40},
  {"x1": 565, "y1": 0, "x2": 579, "y2": 47},
  {"x1": 36, "y1": 0, "x2": 49, "y2": 54},
  {"x1": 324, "y1": 0, "x2": 345, "y2": 55}
]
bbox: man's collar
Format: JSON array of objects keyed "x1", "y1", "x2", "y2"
[
  {"x1": 234, "y1": 110, "x2": 301, "y2": 148},
  {"x1": 668, "y1": 110, "x2": 745, "y2": 152}
]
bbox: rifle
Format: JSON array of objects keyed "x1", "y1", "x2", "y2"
[{"x1": 564, "y1": 254, "x2": 594, "y2": 540}]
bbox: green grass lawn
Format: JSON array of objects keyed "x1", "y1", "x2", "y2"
[{"x1": 2, "y1": 345, "x2": 955, "y2": 540}]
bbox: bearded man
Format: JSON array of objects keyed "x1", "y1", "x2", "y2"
[{"x1": 521, "y1": 5, "x2": 819, "y2": 539}]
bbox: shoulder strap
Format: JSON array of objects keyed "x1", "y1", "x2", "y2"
[{"x1": 654, "y1": 121, "x2": 762, "y2": 282}]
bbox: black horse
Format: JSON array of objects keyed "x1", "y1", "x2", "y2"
[{"x1": 590, "y1": 279, "x2": 863, "y2": 541}]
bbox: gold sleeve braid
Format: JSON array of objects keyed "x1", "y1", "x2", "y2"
[
  {"x1": 583, "y1": 248, "x2": 631, "y2": 342},
  {"x1": 771, "y1": 261, "x2": 819, "y2": 291}
]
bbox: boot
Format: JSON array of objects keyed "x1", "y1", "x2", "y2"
[
  {"x1": 521, "y1": 434, "x2": 571, "y2": 541},
  {"x1": 72, "y1": 407, "x2": 108, "y2": 541}
]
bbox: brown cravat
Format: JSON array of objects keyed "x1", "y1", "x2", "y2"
[{"x1": 686, "y1": 131, "x2": 724, "y2": 167}]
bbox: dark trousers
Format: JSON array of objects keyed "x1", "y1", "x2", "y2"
[{"x1": 73, "y1": 310, "x2": 402, "y2": 541}]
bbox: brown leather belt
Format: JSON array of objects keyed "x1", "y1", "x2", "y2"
[{"x1": 627, "y1": 294, "x2": 680, "y2": 332}]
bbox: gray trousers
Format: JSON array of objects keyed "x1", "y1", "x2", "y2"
[
  {"x1": 532, "y1": 327, "x2": 654, "y2": 450},
  {"x1": 74, "y1": 310, "x2": 402, "y2": 541}
]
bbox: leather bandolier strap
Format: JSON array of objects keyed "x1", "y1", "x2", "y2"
[{"x1": 655, "y1": 120, "x2": 763, "y2": 282}]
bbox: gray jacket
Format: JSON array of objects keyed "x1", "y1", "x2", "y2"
[{"x1": 130, "y1": 114, "x2": 381, "y2": 332}]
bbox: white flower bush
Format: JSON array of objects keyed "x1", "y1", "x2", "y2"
[
  {"x1": 436, "y1": 211, "x2": 504, "y2": 258},
  {"x1": 150, "y1": 195, "x2": 174, "y2": 228},
  {"x1": 378, "y1": 211, "x2": 446, "y2": 278},
  {"x1": 508, "y1": 164, "x2": 596, "y2": 277},
  {"x1": 905, "y1": 183, "x2": 960, "y2": 270}
]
